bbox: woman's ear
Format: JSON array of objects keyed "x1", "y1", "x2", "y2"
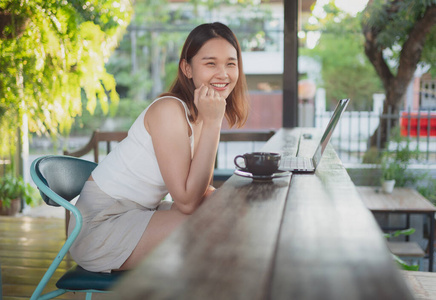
[{"x1": 180, "y1": 59, "x2": 192, "y2": 79}]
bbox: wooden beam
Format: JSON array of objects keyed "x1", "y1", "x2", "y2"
[{"x1": 283, "y1": 0, "x2": 299, "y2": 128}]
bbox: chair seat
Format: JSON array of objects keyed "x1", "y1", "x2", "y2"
[{"x1": 56, "y1": 265, "x2": 126, "y2": 291}]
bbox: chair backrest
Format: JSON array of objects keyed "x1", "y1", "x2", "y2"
[
  {"x1": 32, "y1": 155, "x2": 97, "y2": 206},
  {"x1": 63, "y1": 130, "x2": 128, "y2": 162}
]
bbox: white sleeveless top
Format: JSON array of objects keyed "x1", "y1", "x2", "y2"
[{"x1": 92, "y1": 96, "x2": 194, "y2": 209}]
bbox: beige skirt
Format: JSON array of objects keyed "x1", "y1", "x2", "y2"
[{"x1": 68, "y1": 181, "x2": 172, "y2": 273}]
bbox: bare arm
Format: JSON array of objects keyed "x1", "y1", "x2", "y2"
[{"x1": 146, "y1": 87, "x2": 225, "y2": 214}]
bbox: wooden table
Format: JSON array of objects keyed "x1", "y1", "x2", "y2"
[
  {"x1": 401, "y1": 270, "x2": 436, "y2": 299},
  {"x1": 357, "y1": 186, "x2": 436, "y2": 271},
  {"x1": 111, "y1": 128, "x2": 415, "y2": 300}
]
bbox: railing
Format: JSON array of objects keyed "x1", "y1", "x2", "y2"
[
  {"x1": 317, "y1": 107, "x2": 436, "y2": 164},
  {"x1": 62, "y1": 129, "x2": 276, "y2": 186},
  {"x1": 216, "y1": 107, "x2": 435, "y2": 166},
  {"x1": 52, "y1": 107, "x2": 436, "y2": 169}
]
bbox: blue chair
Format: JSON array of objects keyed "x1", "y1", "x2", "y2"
[{"x1": 30, "y1": 155, "x2": 125, "y2": 300}]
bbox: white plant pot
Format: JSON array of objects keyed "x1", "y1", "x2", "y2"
[{"x1": 381, "y1": 179, "x2": 396, "y2": 194}]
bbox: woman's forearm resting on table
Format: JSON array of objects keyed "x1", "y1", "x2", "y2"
[
  {"x1": 171, "y1": 185, "x2": 216, "y2": 214},
  {"x1": 177, "y1": 124, "x2": 220, "y2": 213}
]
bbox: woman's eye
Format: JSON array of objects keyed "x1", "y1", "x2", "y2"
[{"x1": 206, "y1": 62, "x2": 215, "y2": 66}]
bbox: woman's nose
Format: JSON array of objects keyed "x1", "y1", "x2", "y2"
[{"x1": 215, "y1": 65, "x2": 228, "y2": 78}]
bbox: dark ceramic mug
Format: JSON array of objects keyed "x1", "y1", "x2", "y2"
[{"x1": 234, "y1": 152, "x2": 281, "y2": 176}]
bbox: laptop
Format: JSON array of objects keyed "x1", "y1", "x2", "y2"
[{"x1": 280, "y1": 98, "x2": 350, "y2": 173}]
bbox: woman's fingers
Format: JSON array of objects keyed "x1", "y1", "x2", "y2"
[
  {"x1": 194, "y1": 84, "x2": 219, "y2": 108},
  {"x1": 194, "y1": 84, "x2": 205, "y2": 108},
  {"x1": 193, "y1": 84, "x2": 226, "y2": 123},
  {"x1": 200, "y1": 84, "x2": 209, "y2": 97}
]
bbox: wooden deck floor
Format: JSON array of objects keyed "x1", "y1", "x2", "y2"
[{"x1": 0, "y1": 215, "x2": 104, "y2": 299}]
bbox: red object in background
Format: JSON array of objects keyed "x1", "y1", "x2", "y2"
[{"x1": 400, "y1": 111, "x2": 436, "y2": 137}]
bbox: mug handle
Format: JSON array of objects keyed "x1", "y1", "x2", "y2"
[{"x1": 234, "y1": 155, "x2": 246, "y2": 170}]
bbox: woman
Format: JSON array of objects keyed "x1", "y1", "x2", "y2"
[{"x1": 68, "y1": 22, "x2": 249, "y2": 272}]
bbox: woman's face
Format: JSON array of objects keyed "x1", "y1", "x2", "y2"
[{"x1": 183, "y1": 38, "x2": 239, "y2": 100}]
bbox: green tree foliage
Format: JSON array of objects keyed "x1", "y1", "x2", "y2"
[
  {"x1": 301, "y1": 2, "x2": 383, "y2": 111},
  {"x1": 73, "y1": 0, "x2": 272, "y2": 134},
  {"x1": 105, "y1": 0, "x2": 272, "y2": 104},
  {"x1": 71, "y1": 0, "x2": 183, "y2": 134},
  {"x1": 0, "y1": 0, "x2": 132, "y2": 156},
  {"x1": 362, "y1": 0, "x2": 436, "y2": 148},
  {"x1": 105, "y1": 0, "x2": 188, "y2": 104},
  {"x1": 189, "y1": 0, "x2": 273, "y2": 52}
]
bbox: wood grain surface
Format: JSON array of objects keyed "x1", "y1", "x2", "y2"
[
  {"x1": 401, "y1": 271, "x2": 436, "y2": 300},
  {"x1": 111, "y1": 128, "x2": 415, "y2": 300},
  {"x1": 357, "y1": 186, "x2": 436, "y2": 213},
  {"x1": 0, "y1": 216, "x2": 104, "y2": 299},
  {"x1": 270, "y1": 130, "x2": 414, "y2": 300}
]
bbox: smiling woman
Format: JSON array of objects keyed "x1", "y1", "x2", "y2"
[
  {"x1": 180, "y1": 38, "x2": 239, "y2": 100},
  {"x1": 165, "y1": 22, "x2": 249, "y2": 128},
  {"x1": 67, "y1": 22, "x2": 250, "y2": 273}
]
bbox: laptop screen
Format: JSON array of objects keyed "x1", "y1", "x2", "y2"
[{"x1": 312, "y1": 98, "x2": 350, "y2": 167}]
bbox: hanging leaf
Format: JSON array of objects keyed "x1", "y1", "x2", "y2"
[{"x1": 0, "y1": 0, "x2": 133, "y2": 156}]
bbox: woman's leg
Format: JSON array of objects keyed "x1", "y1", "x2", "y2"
[{"x1": 118, "y1": 209, "x2": 188, "y2": 270}]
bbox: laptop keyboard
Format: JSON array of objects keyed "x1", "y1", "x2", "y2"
[{"x1": 281, "y1": 156, "x2": 314, "y2": 171}]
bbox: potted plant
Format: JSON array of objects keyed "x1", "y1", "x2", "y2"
[
  {"x1": 0, "y1": 174, "x2": 36, "y2": 216},
  {"x1": 379, "y1": 128, "x2": 416, "y2": 193},
  {"x1": 380, "y1": 158, "x2": 404, "y2": 193}
]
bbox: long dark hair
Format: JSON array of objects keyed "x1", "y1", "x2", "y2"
[{"x1": 161, "y1": 22, "x2": 248, "y2": 128}]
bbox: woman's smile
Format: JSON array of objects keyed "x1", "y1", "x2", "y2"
[
  {"x1": 210, "y1": 83, "x2": 229, "y2": 90},
  {"x1": 184, "y1": 37, "x2": 239, "y2": 99}
]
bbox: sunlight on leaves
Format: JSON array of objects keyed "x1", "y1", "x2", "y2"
[{"x1": 0, "y1": 0, "x2": 132, "y2": 156}]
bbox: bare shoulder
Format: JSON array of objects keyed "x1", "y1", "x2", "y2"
[
  {"x1": 147, "y1": 97, "x2": 186, "y2": 117},
  {"x1": 145, "y1": 97, "x2": 188, "y2": 131}
]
